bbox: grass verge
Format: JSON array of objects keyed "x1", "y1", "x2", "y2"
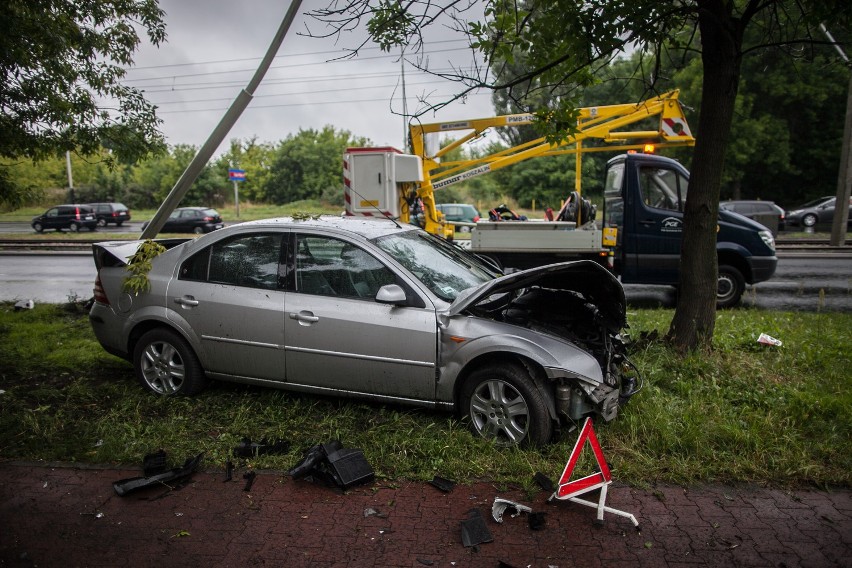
[{"x1": 0, "y1": 303, "x2": 849, "y2": 489}]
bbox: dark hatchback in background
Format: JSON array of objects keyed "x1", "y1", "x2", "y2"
[
  {"x1": 87, "y1": 202, "x2": 131, "y2": 227},
  {"x1": 141, "y1": 207, "x2": 224, "y2": 234},
  {"x1": 31, "y1": 204, "x2": 98, "y2": 232},
  {"x1": 785, "y1": 196, "x2": 852, "y2": 229},
  {"x1": 719, "y1": 200, "x2": 785, "y2": 236}
]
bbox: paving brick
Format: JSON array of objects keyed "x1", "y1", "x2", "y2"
[{"x1": 2, "y1": 462, "x2": 851, "y2": 567}]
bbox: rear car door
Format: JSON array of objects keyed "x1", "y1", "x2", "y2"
[
  {"x1": 283, "y1": 232, "x2": 439, "y2": 402},
  {"x1": 166, "y1": 231, "x2": 288, "y2": 381}
]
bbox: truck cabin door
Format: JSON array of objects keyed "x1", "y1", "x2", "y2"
[{"x1": 619, "y1": 158, "x2": 689, "y2": 285}]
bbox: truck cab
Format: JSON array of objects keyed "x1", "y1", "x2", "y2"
[{"x1": 603, "y1": 153, "x2": 778, "y2": 307}]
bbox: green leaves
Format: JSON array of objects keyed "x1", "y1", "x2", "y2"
[{"x1": 122, "y1": 240, "x2": 166, "y2": 296}]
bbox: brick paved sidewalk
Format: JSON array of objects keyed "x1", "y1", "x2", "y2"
[{"x1": 0, "y1": 461, "x2": 849, "y2": 567}]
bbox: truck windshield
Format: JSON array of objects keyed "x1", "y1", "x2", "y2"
[
  {"x1": 604, "y1": 163, "x2": 625, "y2": 228},
  {"x1": 373, "y1": 230, "x2": 498, "y2": 301}
]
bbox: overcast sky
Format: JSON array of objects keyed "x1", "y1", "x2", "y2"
[{"x1": 126, "y1": 0, "x2": 495, "y2": 155}]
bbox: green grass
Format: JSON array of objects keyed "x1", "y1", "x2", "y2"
[{"x1": 0, "y1": 302, "x2": 849, "y2": 490}]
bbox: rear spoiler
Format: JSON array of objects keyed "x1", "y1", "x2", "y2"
[{"x1": 91, "y1": 239, "x2": 190, "y2": 269}]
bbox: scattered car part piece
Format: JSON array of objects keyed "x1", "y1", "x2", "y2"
[
  {"x1": 460, "y1": 508, "x2": 493, "y2": 548},
  {"x1": 757, "y1": 333, "x2": 783, "y2": 346},
  {"x1": 113, "y1": 453, "x2": 203, "y2": 496},
  {"x1": 428, "y1": 475, "x2": 456, "y2": 493},
  {"x1": 14, "y1": 299, "x2": 34, "y2": 311},
  {"x1": 224, "y1": 461, "x2": 234, "y2": 482},
  {"x1": 533, "y1": 472, "x2": 555, "y2": 493},
  {"x1": 142, "y1": 450, "x2": 168, "y2": 477},
  {"x1": 492, "y1": 498, "x2": 533, "y2": 523},
  {"x1": 243, "y1": 471, "x2": 256, "y2": 492},
  {"x1": 233, "y1": 437, "x2": 290, "y2": 458},
  {"x1": 288, "y1": 440, "x2": 374, "y2": 489},
  {"x1": 528, "y1": 511, "x2": 547, "y2": 531}
]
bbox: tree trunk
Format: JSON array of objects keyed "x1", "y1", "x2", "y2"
[{"x1": 667, "y1": 1, "x2": 743, "y2": 352}]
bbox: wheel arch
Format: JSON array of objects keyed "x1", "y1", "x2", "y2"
[{"x1": 452, "y1": 352, "x2": 559, "y2": 425}]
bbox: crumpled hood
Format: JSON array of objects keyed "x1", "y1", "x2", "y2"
[{"x1": 448, "y1": 260, "x2": 626, "y2": 329}]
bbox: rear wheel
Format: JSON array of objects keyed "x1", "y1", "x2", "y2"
[
  {"x1": 133, "y1": 328, "x2": 207, "y2": 396},
  {"x1": 717, "y1": 264, "x2": 745, "y2": 308},
  {"x1": 116, "y1": 221, "x2": 123, "y2": 227},
  {"x1": 69, "y1": 222, "x2": 80, "y2": 232},
  {"x1": 193, "y1": 226, "x2": 205, "y2": 235},
  {"x1": 460, "y1": 363, "x2": 552, "y2": 447}
]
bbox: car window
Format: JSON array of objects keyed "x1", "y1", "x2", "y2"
[
  {"x1": 638, "y1": 167, "x2": 684, "y2": 211},
  {"x1": 168, "y1": 210, "x2": 181, "y2": 220},
  {"x1": 295, "y1": 235, "x2": 396, "y2": 299},
  {"x1": 180, "y1": 233, "x2": 283, "y2": 290},
  {"x1": 373, "y1": 230, "x2": 496, "y2": 301}
]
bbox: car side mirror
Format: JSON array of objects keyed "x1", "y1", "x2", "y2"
[{"x1": 375, "y1": 284, "x2": 407, "y2": 305}]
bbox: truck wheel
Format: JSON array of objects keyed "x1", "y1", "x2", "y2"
[
  {"x1": 460, "y1": 363, "x2": 552, "y2": 447},
  {"x1": 802, "y1": 213, "x2": 817, "y2": 227},
  {"x1": 717, "y1": 265, "x2": 745, "y2": 309},
  {"x1": 133, "y1": 328, "x2": 207, "y2": 396}
]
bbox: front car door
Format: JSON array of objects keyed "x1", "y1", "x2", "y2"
[
  {"x1": 166, "y1": 231, "x2": 288, "y2": 382},
  {"x1": 282, "y1": 232, "x2": 439, "y2": 402},
  {"x1": 620, "y1": 159, "x2": 688, "y2": 284}
]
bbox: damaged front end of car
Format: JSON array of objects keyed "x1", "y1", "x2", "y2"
[{"x1": 452, "y1": 260, "x2": 642, "y2": 424}]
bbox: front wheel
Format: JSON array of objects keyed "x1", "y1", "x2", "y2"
[
  {"x1": 717, "y1": 265, "x2": 745, "y2": 309},
  {"x1": 460, "y1": 363, "x2": 552, "y2": 447},
  {"x1": 133, "y1": 328, "x2": 207, "y2": 396},
  {"x1": 802, "y1": 213, "x2": 817, "y2": 227},
  {"x1": 33, "y1": 223, "x2": 43, "y2": 233},
  {"x1": 97, "y1": 218, "x2": 107, "y2": 227}
]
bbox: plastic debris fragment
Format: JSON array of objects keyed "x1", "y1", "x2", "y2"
[{"x1": 492, "y1": 498, "x2": 533, "y2": 523}]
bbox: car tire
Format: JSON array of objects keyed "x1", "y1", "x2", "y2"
[
  {"x1": 69, "y1": 222, "x2": 80, "y2": 232},
  {"x1": 33, "y1": 223, "x2": 43, "y2": 233},
  {"x1": 460, "y1": 363, "x2": 552, "y2": 447},
  {"x1": 802, "y1": 213, "x2": 817, "y2": 227},
  {"x1": 116, "y1": 221, "x2": 123, "y2": 227},
  {"x1": 193, "y1": 226, "x2": 205, "y2": 235},
  {"x1": 133, "y1": 328, "x2": 207, "y2": 396},
  {"x1": 97, "y1": 218, "x2": 107, "y2": 227},
  {"x1": 717, "y1": 264, "x2": 745, "y2": 309}
]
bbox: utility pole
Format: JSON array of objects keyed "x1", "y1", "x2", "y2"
[
  {"x1": 822, "y1": 24, "x2": 851, "y2": 246},
  {"x1": 65, "y1": 151, "x2": 74, "y2": 202}
]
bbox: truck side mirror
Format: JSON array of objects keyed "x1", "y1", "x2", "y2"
[{"x1": 376, "y1": 284, "x2": 407, "y2": 305}]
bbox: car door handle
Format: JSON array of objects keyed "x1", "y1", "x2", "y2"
[
  {"x1": 174, "y1": 297, "x2": 199, "y2": 307},
  {"x1": 289, "y1": 312, "x2": 319, "y2": 323},
  {"x1": 639, "y1": 218, "x2": 656, "y2": 227}
]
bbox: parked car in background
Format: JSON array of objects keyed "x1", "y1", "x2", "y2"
[
  {"x1": 785, "y1": 196, "x2": 852, "y2": 229},
  {"x1": 141, "y1": 207, "x2": 223, "y2": 234},
  {"x1": 719, "y1": 200, "x2": 785, "y2": 236},
  {"x1": 436, "y1": 203, "x2": 481, "y2": 232},
  {"x1": 86, "y1": 203, "x2": 131, "y2": 227},
  {"x1": 89, "y1": 216, "x2": 640, "y2": 447},
  {"x1": 31, "y1": 204, "x2": 98, "y2": 233}
]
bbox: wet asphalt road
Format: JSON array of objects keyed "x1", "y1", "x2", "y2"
[{"x1": 0, "y1": 250, "x2": 849, "y2": 311}]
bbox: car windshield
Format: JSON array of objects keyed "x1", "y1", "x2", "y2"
[
  {"x1": 373, "y1": 230, "x2": 498, "y2": 301},
  {"x1": 799, "y1": 197, "x2": 833, "y2": 208}
]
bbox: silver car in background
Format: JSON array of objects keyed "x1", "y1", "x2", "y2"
[{"x1": 89, "y1": 216, "x2": 639, "y2": 446}]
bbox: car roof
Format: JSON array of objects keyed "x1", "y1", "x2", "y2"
[{"x1": 229, "y1": 215, "x2": 419, "y2": 240}]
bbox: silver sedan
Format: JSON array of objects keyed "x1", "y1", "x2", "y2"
[{"x1": 89, "y1": 216, "x2": 640, "y2": 446}]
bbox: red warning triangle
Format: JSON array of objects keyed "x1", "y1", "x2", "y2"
[{"x1": 556, "y1": 417, "x2": 612, "y2": 498}]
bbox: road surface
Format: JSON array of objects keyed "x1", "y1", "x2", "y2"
[{"x1": 0, "y1": 251, "x2": 850, "y2": 311}]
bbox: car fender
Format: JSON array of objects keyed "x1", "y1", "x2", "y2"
[
  {"x1": 122, "y1": 306, "x2": 205, "y2": 358},
  {"x1": 438, "y1": 325, "x2": 604, "y2": 401}
]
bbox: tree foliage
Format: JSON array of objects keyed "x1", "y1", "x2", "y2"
[
  {"x1": 0, "y1": 0, "x2": 167, "y2": 206},
  {"x1": 307, "y1": 0, "x2": 851, "y2": 351}
]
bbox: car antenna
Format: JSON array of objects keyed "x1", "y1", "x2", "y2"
[{"x1": 346, "y1": 184, "x2": 403, "y2": 229}]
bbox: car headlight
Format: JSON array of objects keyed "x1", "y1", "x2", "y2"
[{"x1": 759, "y1": 230, "x2": 775, "y2": 251}]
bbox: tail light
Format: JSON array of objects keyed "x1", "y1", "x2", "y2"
[
  {"x1": 203, "y1": 216, "x2": 215, "y2": 222},
  {"x1": 93, "y1": 274, "x2": 109, "y2": 305},
  {"x1": 473, "y1": 215, "x2": 480, "y2": 222}
]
